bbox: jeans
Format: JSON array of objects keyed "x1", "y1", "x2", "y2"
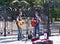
[
  {"x1": 34, "y1": 23, "x2": 40, "y2": 37},
  {"x1": 18, "y1": 27, "x2": 23, "y2": 40}
]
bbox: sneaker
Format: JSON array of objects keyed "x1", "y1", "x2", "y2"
[{"x1": 18, "y1": 38, "x2": 20, "y2": 41}]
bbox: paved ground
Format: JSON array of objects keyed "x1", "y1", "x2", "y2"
[
  {"x1": 0, "y1": 35, "x2": 60, "y2": 44},
  {"x1": 0, "y1": 35, "x2": 32, "y2": 44}
]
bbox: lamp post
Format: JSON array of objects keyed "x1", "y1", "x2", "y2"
[
  {"x1": 3, "y1": 6, "x2": 7, "y2": 36},
  {"x1": 4, "y1": 17, "x2": 6, "y2": 36},
  {"x1": 43, "y1": 0, "x2": 51, "y2": 37},
  {"x1": 47, "y1": 0, "x2": 51, "y2": 36}
]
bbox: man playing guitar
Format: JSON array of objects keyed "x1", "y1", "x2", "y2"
[
  {"x1": 16, "y1": 11, "x2": 24, "y2": 41},
  {"x1": 31, "y1": 10, "x2": 41, "y2": 37}
]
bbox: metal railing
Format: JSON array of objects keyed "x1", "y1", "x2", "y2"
[{"x1": 0, "y1": 18, "x2": 60, "y2": 36}]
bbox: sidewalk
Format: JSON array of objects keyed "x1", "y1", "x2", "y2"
[
  {"x1": 0, "y1": 35, "x2": 60, "y2": 44},
  {"x1": 0, "y1": 35, "x2": 32, "y2": 44}
]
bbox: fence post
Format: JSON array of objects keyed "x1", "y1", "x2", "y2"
[
  {"x1": 59, "y1": 28, "x2": 60, "y2": 35},
  {"x1": 4, "y1": 19, "x2": 6, "y2": 36}
]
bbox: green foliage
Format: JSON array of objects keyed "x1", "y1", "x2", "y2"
[
  {"x1": 49, "y1": 0, "x2": 60, "y2": 21},
  {"x1": 49, "y1": 0, "x2": 60, "y2": 17},
  {"x1": 0, "y1": 0, "x2": 60, "y2": 21},
  {"x1": 25, "y1": 0, "x2": 43, "y2": 6},
  {"x1": 0, "y1": 0, "x2": 14, "y2": 6},
  {"x1": 33, "y1": 0, "x2": 43, "y2": 5},
  {"x1": 24, "y1": 0, "x2": 35, "y2": 6}
]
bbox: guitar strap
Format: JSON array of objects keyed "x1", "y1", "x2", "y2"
[
  {"x1": 34, "y1": 17, "x2": 39, "y2": 25},
  {"x1": 18, "y1": 16, "x2": 22, "y2": 21},
  {"x1": 17, "y1": 16, "x2": 21, "y2": 21},
  {"x1": 16, "y1": 16, "x2": 22, "y2": 28}
]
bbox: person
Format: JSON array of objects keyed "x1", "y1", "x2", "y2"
[
  {"x1": 16, "y1": 11, "x2": 23, "y2": 41},
  {"x1": 32, "y1": 11, "x2": 41, "y2": 37}
]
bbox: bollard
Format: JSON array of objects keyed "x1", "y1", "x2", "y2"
[{"x1": 59, "y1": 28, "x2": 60, "y2": 35}]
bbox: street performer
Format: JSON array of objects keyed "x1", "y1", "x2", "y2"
[
  {"x1": 16, "y1": 11, "x2": 24, "y2": 41},
  {"x1": 31, "y1": 10, "x2": 41, "y2": 37}
]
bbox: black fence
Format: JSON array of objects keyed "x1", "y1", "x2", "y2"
[{"x1": 0, "y1": 17, "x2": 60, "y2": 36}]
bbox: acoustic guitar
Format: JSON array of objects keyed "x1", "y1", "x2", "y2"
[
  {"x1": 31, "y1": 20, "x2": 38, "y2": 27},
  {"x1": 17, "y1": 20, "x2": 25, "y2": 28}
]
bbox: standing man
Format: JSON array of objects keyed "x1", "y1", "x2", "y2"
[
  {"x1": 32, "y1": 11, "x2": 41, "y2": 37},
  {"x1": 16, "y1": 11, "x2": 23, "y2": 41}
]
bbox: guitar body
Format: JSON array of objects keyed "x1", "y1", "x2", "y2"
[
  {"x1": 31, "y1": 20, "x2": 38, "y2": 27},
  {"x1": 17, "y1": 20, "x2": 25, "y2": 28}
]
